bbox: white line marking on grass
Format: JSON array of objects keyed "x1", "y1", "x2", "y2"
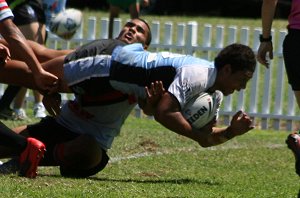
[{"x1": 109, "y1": 143, "x2": 285, "y2": 163}]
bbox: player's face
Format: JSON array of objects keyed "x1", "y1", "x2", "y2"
[
  {"x1": 117, "y1": 19, "x2": 150, "y2": 49},
  {"x1": 219, "y1": 67, "x2": 253, "y2": 96}
]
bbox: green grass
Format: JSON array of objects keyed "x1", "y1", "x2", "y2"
[
  {"x1": 0, "y1": 116, "x2": 299, "y2": 197},
  {"x1": 6, "y1": 11, "x2": 295, "y2": 197}
]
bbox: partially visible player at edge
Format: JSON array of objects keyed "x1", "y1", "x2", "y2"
[
  {"x1": 257, "y1": 0, "x2": 300, "y2": 177},
  {"x1": 0, "y1": 0, "x2": 58, "y2": 178}
]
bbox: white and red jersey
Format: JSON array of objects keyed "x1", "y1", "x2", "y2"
[{"x1": 0, "y1": 0, "x2": 13, "y2": 22}]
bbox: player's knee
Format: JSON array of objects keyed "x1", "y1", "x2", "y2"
[
  {"x1": 74, "y1": 134, "x2": 102, "y2": 168},
  {"x1": 60, "y1": 135, "x2": 109, "y2": 178},
  {"x1": 60, "y1": 150, "x2": 109, "y2": 178}
]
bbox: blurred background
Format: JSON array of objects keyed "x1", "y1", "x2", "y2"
[{"x1": 66, "y1": 0, "x2": 291, "y2": 18}]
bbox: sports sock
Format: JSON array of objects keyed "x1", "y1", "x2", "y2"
[
  {"x1": 0, "y1": 85, "x2": 21, "y2": 110},
  {"x1": 0, "y1": 121, "x2": 26, "y2": 153}
]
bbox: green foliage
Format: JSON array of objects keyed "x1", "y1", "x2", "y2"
[{"x1": 0, "y1": 116, "x2": 298, "y2": 197}]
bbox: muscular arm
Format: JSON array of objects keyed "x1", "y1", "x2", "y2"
[
  {"x1": 0, "y1": 18, "x2": 58, "y2": 91},
  {"x1": 154, "y1": 92, "x2": 254, "y2": 147},
  {"x1": 26, "y1": 40, "x2": 73, "y2": 63},
  {"x1": 0, "y1": 55, "x2": 70, "y2": 93},
  {"x1": 0, "y1": 38, "x2": 73, "y2": 63},
  {"x1": 257, "y1": 0, "x2": 278, "y2": 67},
  {"x1": 261, "y1": 0, "x2": 278, "y2": 38}
]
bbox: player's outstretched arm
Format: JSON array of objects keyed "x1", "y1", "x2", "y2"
[
  {"x1": 203, "y1": 111, "x2": 254, "y2": 146},
  {"x1": 0, "y1": 19, "x2": 58, "y2": 92},
  {"x1": 154, "y1": 94, "x2": 254, "y2": 147},
  {"x1": 0, "y1": 55, "x2": 71, "y2": 93},
  {"x1": 0, "y1": 38, "x2": 73, "y2": 63}
]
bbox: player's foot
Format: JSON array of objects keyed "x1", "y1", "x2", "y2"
[
  {"x1": 0, "y1": 158, "x2": 19, "y2": 174},
  {"x1": 19, "y1": 138, "x2": 46, "y2": 178},
  {"x1": 14, "y1": 108, "x2": 27, "y2": 120},
  {"x1": 33, "y1": 103, "x2": 47, "y2": 118},
  {"x1": 286, "y1": 132, "x2": 300, "y2": 176}
]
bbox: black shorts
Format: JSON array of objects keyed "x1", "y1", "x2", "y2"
[
  {"x1": 283, "y1": 28, "x2": 300, "y2": 91},
  {"x1": 12, "y1": 0, "x2": 45, "y2": 26},
  {"x1": 27, "y1": 116, "x2": 109, "y2": 177}
]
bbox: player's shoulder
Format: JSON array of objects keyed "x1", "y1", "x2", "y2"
[
  {"x1": 66, "y1": 39, "x2": 126, "y2": 62},
  {"x1": 82, "y1": 39, "x2": 125, "y2": 49}
]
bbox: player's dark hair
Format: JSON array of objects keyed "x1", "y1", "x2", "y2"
[{"x1": 214, "y1": 43, "x2": 256, "y2": 73}]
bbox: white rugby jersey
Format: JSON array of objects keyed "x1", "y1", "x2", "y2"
[
  {"x1": 58, "y1": 40, "x2": 218, "y2": 150},
  {"x1": 111, "y1": 43, "x2": 217, "y2": 109}
]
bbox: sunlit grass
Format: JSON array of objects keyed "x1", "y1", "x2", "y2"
[{"x1": 0, "y1": 116, "x2": 298, "y2": 197}]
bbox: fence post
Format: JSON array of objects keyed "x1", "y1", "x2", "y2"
[
  {"x1": 176, "y1": 23, "x2": 185, "y2": 46},
  {"x1": 112, "y1": 18, "x2": 122, "y2": 39},
  {"x1": 202, "y1": 24, "x2": 212, "y2": 60},
  {"x1": 186, "y1": 21, "x2": 198, "y2": 55},
  {"x1": 215, "y1": 25, "x2": 224, "y2": 49},
  {"x1": 222, "y1": 26, "x2": 237, "y2": 125},
  {"x1": 150, "y1": 21, "x2": 160, "y2": 50},
  {"x1": 100, "y1": 17, "x2": 109, "y2": 39},
  {"x1": 272, "y1": 30, "x2": 285, "y2": 130},
  {"x1": 87, "y1": 16, "x2": 96, "y2": 41},
  {"x1": 236, "y1": 27, "x2": 250, "y2": 112},
  {"x1": 163, "y1": 21, "x2": 173, "y2": 48}
]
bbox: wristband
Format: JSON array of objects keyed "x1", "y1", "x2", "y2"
[{"x1": 259, "y1": 34, "x2": 272, "y2": 42}]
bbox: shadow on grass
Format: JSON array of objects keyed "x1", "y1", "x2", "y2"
[
  {"x1": 39, "y1": 173, "x2": 221, "y2": 186},
  {"x1": 91, "y1": 177, "x2": 221, "y2": 186}
]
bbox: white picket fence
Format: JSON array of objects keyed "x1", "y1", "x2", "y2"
[{"x1": 32, "y1": 17, "x2": 299, "y2": 131}]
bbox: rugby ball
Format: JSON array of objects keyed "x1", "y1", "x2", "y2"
[
  {"x1": 182, "y1": 91, "x2": 223, "y2": 129},
  {"x1": 49, "y1": 8, "x2": 82, "y2": 40}
]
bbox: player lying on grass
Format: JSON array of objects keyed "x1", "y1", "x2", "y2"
[
  {"x1": 0, "y1": 18, "x2": 152, "y2": 178},
  {"x1": 0, "y1": 20, "x2": 255, "y2": 178}
]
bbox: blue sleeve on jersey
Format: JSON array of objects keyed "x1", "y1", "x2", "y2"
[
  {"x1": 111, "y1": 43, "x2": 146, "y2": 66},
  {"x1": 123, "y1": 43, "x2": 144, "y2": 52}
]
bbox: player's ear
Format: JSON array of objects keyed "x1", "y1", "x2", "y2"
[{"x1": 222, "y1": 64, "x2": 232, "y2": 75}]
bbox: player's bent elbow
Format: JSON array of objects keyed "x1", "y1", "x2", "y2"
[{"x1": 197, "y1": 137, "x2": 215, "y2": 148}]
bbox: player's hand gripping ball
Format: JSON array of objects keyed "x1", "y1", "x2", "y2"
[
  {"x1": 182, "y1": 91, "x2": 223, "y2": 129},
  {"x1": 49, "y1": 8, "x2": 83, "y2": 40}
]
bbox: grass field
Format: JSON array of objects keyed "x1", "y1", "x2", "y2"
[
  {"x1": 0, "y1": 10, "x2": 298, "y2": 198},
  {"x1": 0, "y1": 116, "x2": 299, "y2": 197}
]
